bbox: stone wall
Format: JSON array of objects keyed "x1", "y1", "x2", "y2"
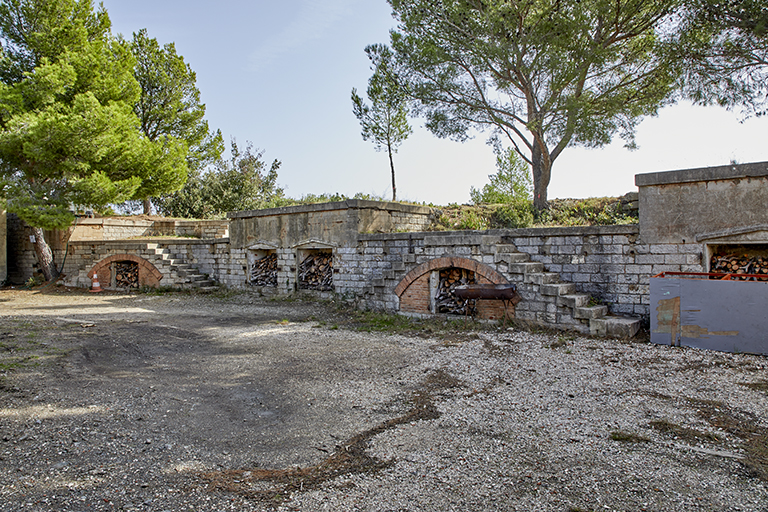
[
  {"x1": 341, "y1": 227, "x2": 705, "y2": 321},
  {"x1": 5, "y1": 214, "x2": 230, "y2": 285},
  {"x1": 9, "y1": 162, "x2": 767, "y2": 334},
  {"x1": 65, "y1": 218, "x2": 229, "y2": 242},
  {"x1": 61, "y1": 239, "x2": 227, "y2": 290},
  {"x1": 228, "y1": 200, "x2": 433, "y2": 250}
]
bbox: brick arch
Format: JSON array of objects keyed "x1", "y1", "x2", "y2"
[
  {"x1": 394, "y1": 256, "x2": 508, "y2": 298},
  {"x1": 88, "y1": 254, "x2": 163, "y2": 288}
]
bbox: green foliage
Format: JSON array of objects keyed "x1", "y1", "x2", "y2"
[
  {"x1": 491, "y1": 202, "x2": 534, "y2": 229},
  {"x1": 677, "y1": 0, "x2": 768, "y2": 117},
  {"x1": 351, "y1": 44, "x2": 412, "y2": 201},
  {"x1": 470, "y1": 146, "x2": 532, "y2": 205},
  {"x1": 433, "y1": 196, "x2": 635, "y2": 231},
  {"x1": 0, "y1": 0, "x2": 187, "y2": 231},
  {"x1": 154, "y1": 139, "x2": 284, "y2": 219},
  {"x1": 384, "y1": 0, "x2": 682, "y2": 208},
  {"x1": 454, "y1": 209, "x2": 489, "y2": 230},
  {"x1": 130, "y1": 28, "x2": 223, "y2": 173},
  {"x1": 539, "y1": 198, "x2": 637, "y2": 226}
]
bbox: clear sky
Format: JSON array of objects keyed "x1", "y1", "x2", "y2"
[{"x1": 99, "y1": 0, "x2": 768, "y2": 205}]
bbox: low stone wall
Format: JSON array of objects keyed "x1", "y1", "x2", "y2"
[
  {"x1": 8, "y1": 211, "x2": 706, "y2": 328},
  {"x1": 66, "y1": 218, "x2": 229, "y2": 242},
  {"x1": 61, "y1": 239, "x2": 233, "y2": 290},
  {"x1": 343, "y1": 227, "x2": 705, "y2": 320},
  {"x1": 174, "y1": 220, "x2": 229, "y2": 239},
  {"x1": 502, "y1": 226, "x2": 704, "y2": 317}
]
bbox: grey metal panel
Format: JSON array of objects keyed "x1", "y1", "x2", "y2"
[
  {"x1": 650, "y1": 278, "x2": 682, "y2": 347},
  {"x1": 651, "y1": 277, "x2": 768, "y2": 356}
]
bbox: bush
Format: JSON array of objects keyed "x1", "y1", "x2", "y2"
[
  {"x1": 539, "y1": 197, "x2": 637, "y2": 226},
  {"x1": 490, "y1": 201, "x2": 534, "y2": 228},
  {"x1": 455, "y1": 209, "x2": 489, "y2": 230}
]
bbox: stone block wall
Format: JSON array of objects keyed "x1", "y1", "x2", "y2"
[
  {"x1": 343, "y1": 227, "x2": 705, "y2": 321},
  {"x1": 163, "y1": 239, "x2": 245, "y2": 289},
  {"x1": 504, "y1": 226, "x2": 705, "y2": 317},
  {"x1": 66, "y1": 218, "x2": 230, "y2": 242},
  {"x1": 60, "y1": 239, "x2": 233, "y2": 290},
  {"x1": 174, "y1": 220, "x2": 229, "y2": 239}
]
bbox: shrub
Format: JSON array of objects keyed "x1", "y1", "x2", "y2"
[{"x1": 490, "y1": 201, "x2": 534, "y2": 228}]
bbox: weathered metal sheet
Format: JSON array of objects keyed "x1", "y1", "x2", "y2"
[{"x1": 651, "y1": 276, "x2": 768, "y2": 355}]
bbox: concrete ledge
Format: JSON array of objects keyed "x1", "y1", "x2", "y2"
[
  {"x1": 69, "y1": 238, "x2": 230, "y2": 247},
  {"x1": 228, "y1": 200, "x2": 433, "y2": 219},
  {"x1": 359, "y1": 225, "x2": 639, "y2": 241},
  {"x1": 635, "y1": 161, "x2": 768, "y2": 187}
]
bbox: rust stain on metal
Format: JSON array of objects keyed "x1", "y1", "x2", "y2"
[
  {"x1": 681, "y1": 325, "x2": 740, "y2": 338},
  {"x1": 653, "y1": 296, "x2": 680, "y2": 338}
]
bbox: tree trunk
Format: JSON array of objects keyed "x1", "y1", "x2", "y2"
[
  {"x1": 31, "y1": 226, "x2": 58, "y2": 282},
  {"x1": 531, "y1": 140, "x2": 551, "y2": 211},
  {"x1": 143, "y1": 198, "x2": 152, "y2": 215},
  {"x1": 388, "y1": 143, "x2": 397, "y2": 202}
]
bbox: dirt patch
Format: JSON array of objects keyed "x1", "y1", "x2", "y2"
[
  {"x1": 200, "y1": 369, "x2": 450, "y2": 504},
  {"x1": 1, "y1": 288, "x2": 767, "y2": 511}
]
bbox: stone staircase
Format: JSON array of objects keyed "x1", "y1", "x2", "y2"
[
  {"x1": 495, "y1": 244, "x2": 641, "y2": 338},
  {"x1": 145, "y1": 244, "x2": 218, "y2": 291}
]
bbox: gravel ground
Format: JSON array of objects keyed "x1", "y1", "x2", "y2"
[{"x1": 0, "y1": 288, "x2": 767, "y2": 512}]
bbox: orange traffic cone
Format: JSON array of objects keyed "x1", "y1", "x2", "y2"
[{"x1": 90, "y1": 273, "x2": 103, "y2": 293}]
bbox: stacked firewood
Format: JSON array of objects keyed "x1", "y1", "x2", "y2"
[
  {"x1": 299, "y1": 252, "x2": 333, "y2": 291},
  {"x1": 250, "y1": 254, "x2": 278, "y2": 287},
  {"x1": 435, "y1": 268, "x2": 477, "y2": 315},
  {"x1": 710, "y1": 253, "x2": 768, "y2": 280},
  {"x1": 114, "y1": 261, "x2": 139, "y2": 288}
]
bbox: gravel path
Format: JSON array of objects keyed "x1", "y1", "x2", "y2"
[{"x1": 0, "y1": 288, "x2": 766, "y2": 511}]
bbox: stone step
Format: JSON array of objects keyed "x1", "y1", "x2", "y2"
[
  {"x1": 508, "y1": 262, "x2": 544, "y2": 274},
  {"x1": 525, "y1": 272, "x2": 560, "y2": 285},
  {"x1": 574, "y1": 305, "x2": 609, "y2": 320},
  {"x1": 590, "y1": 316, "x2": 642, "y2": 338},
  {"x1": 495, "y1": 244, "x2": 518, "y2": 254},
  {"x1": 506, "y1": 253, "x2": 530, "y2": 263},
  {"x1": 557, "y1": 294, "x2": 590, "y2": 309},
  {"x1": 541, "y1": 283, "x2": 577, "y2": 297}
]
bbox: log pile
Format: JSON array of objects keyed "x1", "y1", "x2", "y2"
[
  {"x1": 114, "y1": 261, "x2": 139, "y2": 288},
  {"x1": 299, "y1": 252, "x2": 333, "y2": 291},
  {"x1": 435, "y1": 268, "x2": 477, "y2": 315},
  {"x1": 710, "y1": 253, "x2": 768, "y2": 281},
  {"x1": 250, "y1": 254, "x2": 278, "y2": 287}
]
